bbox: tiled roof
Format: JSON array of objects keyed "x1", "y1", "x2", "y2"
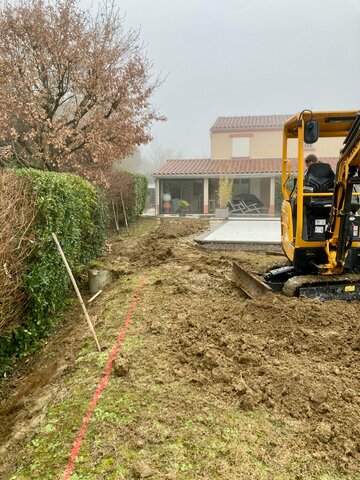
[
  {"x1": 154, "y1": 157, "x2": 338, "y2": 176},
  {"x1": 211, "y1": 114, "x2": 292, "y2": 131}
]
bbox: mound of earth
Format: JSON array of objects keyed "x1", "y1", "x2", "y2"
[
  {"x1": 167, "y1": 288, "x2": 360, "y2": 471},
  {"x1": 151, "y1": 217, "x2": 207, "y2": 239},
  {"x1": 108, "y1": 217, "x2": 209, "y2": 271}
]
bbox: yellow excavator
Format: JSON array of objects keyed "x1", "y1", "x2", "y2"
[{"x1": 264, "y1": 109, "x2": 360, "y2": 299}]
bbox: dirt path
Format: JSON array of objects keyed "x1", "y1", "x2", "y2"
[{"x1": 0, "y1": 218, "x2": 359, "y2": 479}]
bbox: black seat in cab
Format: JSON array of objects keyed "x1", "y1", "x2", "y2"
[{"x1": 304, "y1": 163, "x2": 335, "y2": 207}]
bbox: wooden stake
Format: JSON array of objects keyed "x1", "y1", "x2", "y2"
[
  {"x1": 112, "y1": 199, "x2": 120, "y2": 232},
  {"x1": 88, "y1": 289, "x2": 103, "y2": 304},
  {"x1": 52, "y1": 233, "x2": 101, "y2": 352},
  {"x1": 115, "y1": 200, "x2": 119, "y2": 224},
  {"x1": 120, "y1": 190, "x2": 129, "y2": 231}
]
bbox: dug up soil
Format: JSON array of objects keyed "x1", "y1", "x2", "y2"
[{"x1": 0, "y1": 217, "x2": 359, "y2": 479}]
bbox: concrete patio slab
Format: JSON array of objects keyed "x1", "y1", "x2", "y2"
[{"x1": 196, "y1": 217, "x2": 281, "y2": 244}]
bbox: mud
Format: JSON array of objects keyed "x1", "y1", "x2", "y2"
[{"x1": 0, "y1": 217, "x2": 359, "y2": 476}]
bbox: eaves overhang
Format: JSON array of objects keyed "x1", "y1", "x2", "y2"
[
  {"x1": 153, "y1": 172, "x2": 281, "y2": 180},
  {"x1": 210, "y1": 126, "x2": 283, "y2": 134}
]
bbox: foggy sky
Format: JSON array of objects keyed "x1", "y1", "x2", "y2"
[{"x1": 91, "y1": 0, "x2": 360, "y2": 158}]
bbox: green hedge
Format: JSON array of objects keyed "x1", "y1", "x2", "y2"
[
  {"x1": 0, "y1": 170, "x2": 108, "y2": 374},
  {"x1": 126, "y1": 173, "x2": 148, "y2": 222}
]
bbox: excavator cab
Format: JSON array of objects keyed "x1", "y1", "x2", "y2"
[
  {"x1": 301, "y1": 162, "x2": 335, "y2": 245},
  {"x1": 281, "y1": 110, "x2": 360, "y2": 274},
  {"x1": 235, "y1": 110, "x2": 360, "y2": 299},
  {"x1": 271, "y1": 110, "x2": 360, "y2": 298}
]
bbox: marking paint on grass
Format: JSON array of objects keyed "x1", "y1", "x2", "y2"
[{"x1": 63, "y1": 277, "x2": 145, "y2": 480}]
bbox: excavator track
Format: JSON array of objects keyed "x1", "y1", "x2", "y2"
[
  {"x1": 251, "y1": 265, "x2": 360, "y2": 300},
  {"x1": 282, "y1": 273, "x2": 360, "y2": 300}
]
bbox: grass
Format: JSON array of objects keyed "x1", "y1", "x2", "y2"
[
  {"x1": 111, "y1": 216, "x2": 157, "y2": 240},
  {"x1": 12, "y1": 375, "x2": 354, "y2": 479}
]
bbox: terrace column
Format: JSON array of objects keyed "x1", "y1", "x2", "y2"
[
  {"x1": 203, "y1": 178, "x2": 209, "y2": 214},
  {"x1": 155, "y1": 178, "x2": 160, "y2": 215},
  {"x1": 269, "y1": 176, "x2": 275, "y2": 214}
]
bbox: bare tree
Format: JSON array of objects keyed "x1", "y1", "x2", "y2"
[
  {"x1": 0, "y1": 0, "x2": 164, "y2": 182},
  {"x1": 115, "y1": 142, "x2": 181, "y2": 181}
]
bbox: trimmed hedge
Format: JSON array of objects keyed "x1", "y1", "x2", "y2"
[
  {"x1": 108, "y1": 171, "x2": 148, "y2": 227},
  {"x1": 0, "y1": 169, "x2": 108, "y2": 374},
  {"x1": 126, "y1": 173, "x2": 148, "y2": 222},
  {"x1": 0, "y1": 171, "x2": 35, "y2": 333}
]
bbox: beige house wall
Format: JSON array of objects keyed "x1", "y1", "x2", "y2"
[
  {"x1": 211, "y1": 129, "x2": 345, "y2": 160},
  {"x1": 251, "y1": 131, "x2": 281, "y2": 158},
  {"x1": 211, "y1": 132, "x2": 233, "y2": 159},
  {"x1": 211, "y1": 130, "x2": 284, "y2": 159}
]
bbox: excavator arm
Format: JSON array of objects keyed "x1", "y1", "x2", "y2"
[{"x1": 323, "y1": 113, "x2": 360, "y2": 274}]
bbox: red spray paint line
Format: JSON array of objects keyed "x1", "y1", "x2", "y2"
[{"x1": 62, "y1": 277, "x2": 145, "y2": 480}]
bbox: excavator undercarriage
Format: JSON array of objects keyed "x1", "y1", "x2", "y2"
[
  {"x1": 264, "y1": 266, "x2": 360, "y2": 300},
  {"x1": 232, "y1": 261, "x2": 360, "y2": 300}
]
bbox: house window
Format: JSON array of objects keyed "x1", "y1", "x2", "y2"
[
  {"x1": 239, "y1": 178, "x2": 250, "y2": 194},
  {"x1": 232, "y1": 137, "x2": 250, "y2": 157}
]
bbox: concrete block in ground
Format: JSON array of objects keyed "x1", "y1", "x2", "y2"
[
  {"x1": 88, "y1": 269, "x2": 113, "y2": 294},
  {"x1": 215, "y1": 208, "x2": 229, "y2": 219}
]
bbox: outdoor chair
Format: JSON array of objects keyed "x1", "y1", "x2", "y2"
[
  {"x1": 228, "y1": 199, "x2": 261, "y2": 214},
  {"x1": 228, "y1": 200, "x2": 247, "y2": 214}
]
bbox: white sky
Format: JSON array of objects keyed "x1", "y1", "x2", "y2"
[{"x1": 89, "y1": 0, "x2": 360, "y2": 158}]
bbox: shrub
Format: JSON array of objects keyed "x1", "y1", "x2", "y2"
[
  {"x1": 127, "y1": 173, "x2": 148, "y2": 222},
  {"x1": 0, "y1": 169, "x2": 108, "y2": 374},
  {"x1": 0, "y1": 171, "x2": 36, "y2": 333},
  {"x1": 108, "y1": 171, "x2": 148, "y2": 227},
  {"x1": 178, "y1": 200, "x2": 190, "y2": 211},
  {"x1": 20, "y1": 170, "x2": 107, "y2": 317},
  {"x1": 218, "y1": 177, "x2": 233, "y2": 208}
]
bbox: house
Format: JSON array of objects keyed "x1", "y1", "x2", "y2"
[{"x1": 153, "y1": 114, "x2": 343, "y2": 215}]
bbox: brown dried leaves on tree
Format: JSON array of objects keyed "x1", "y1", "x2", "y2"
[{"x1": 0, "y1": 0, "x2": 164, "y2": 183}]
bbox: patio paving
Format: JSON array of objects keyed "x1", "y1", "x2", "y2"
[{"x1": 196, "y1": 217, "x2": 281, "y2": 244}]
